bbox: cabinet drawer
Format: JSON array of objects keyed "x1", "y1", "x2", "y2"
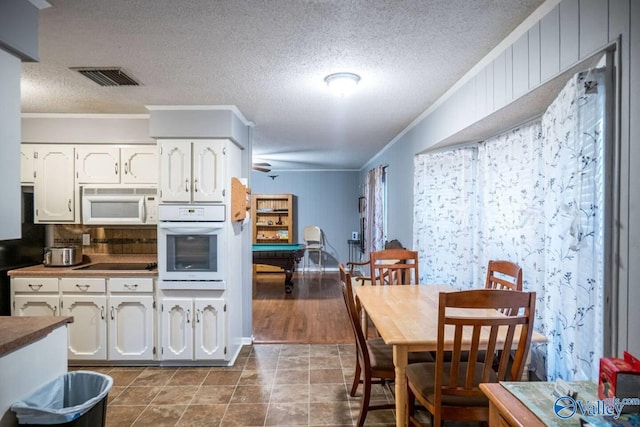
[
  {"x1": 13, "y1": 277, "x2": 59, "y2": 293},
  {"x1": 60, "y1": 278, "x2": 106, "y2": 293},
  {"x1": 109, "y1": 278, "x2": 153, "y2": 292}
]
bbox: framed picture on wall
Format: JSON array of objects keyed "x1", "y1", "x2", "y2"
[{"x1": 358, "y1": 196, "x2": 365, "y2": 213}]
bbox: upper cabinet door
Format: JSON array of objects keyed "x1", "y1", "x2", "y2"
[
  {"x1": 121, "y1": 146, "x2": 158, "y2": 184},
  {"x1": 192, "y1": 140, "x2": 225, "y2": 203},
  {"x1": 76, "y1": 146, "x2": 120, "y2": 184},
  {"x1": 20, "y1": 144, "x2": 35, "y2": 184},
  {"x1": 34, "y1": 145, "x2": 76, "y2": 223},
  {"x1": 158, "y1": 140, "x2": 191, "y2": 203}
]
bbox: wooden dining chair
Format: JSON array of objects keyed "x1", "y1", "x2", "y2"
[
  {"x1": 485, "y1": 260, "x2": 523, "y2": 316},
  {"x1": 369, "y1": 248, "x2": 419, "y2": 285},
  {"x1": 338, "y1": 264, "x2": 433, "y2": 427},
  {"x1": 406, "y1": 289, "x2": 536, "y2": 427}
]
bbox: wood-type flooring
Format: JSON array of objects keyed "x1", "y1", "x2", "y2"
[{"x1": 252, "y1": 271, "x2": 353, "y2": 344}]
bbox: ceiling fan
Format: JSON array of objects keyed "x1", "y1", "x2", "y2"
[{"x1": 252, "y1": 162, "x2": 271, "y2": 173}]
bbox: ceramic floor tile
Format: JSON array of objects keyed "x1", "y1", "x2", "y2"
[
  {"x1": 310, "y1": 355, "x2": 342, "y2": 369},
  {"x1": 108, "y1": 369, "x2": 144, "y2": 387},
  {"x1": 310, "y1": 368, "x2": 345, "y2": 384},
  {"x1": 308, "y1": 401, "x2": 354, "y2": 426},
  {"x1": 309, "y1": 344, "x2": 340, "y2": 357},
  {"x1": 220, "y1": 403, "x2": 268, "y2": 426},
  {"x1": 110, "y1": 386, "x2": 163, "y2": 406},
  {"x1": 270, "y1": 383, "x2": 311, "y2": 403},
  {"x1": 166, "y1": 368, "x2": 210, "y2": 386},
  {"x1": 275, "y1": 369, "x2": 310, "y2": 384},
  {"x1": 278, "y1": 356, "x2": 311, "y2": 370},
  {"x1": 203, "y1": 369, "x2": 242, "y2": 385},
  {"x1": 191, "y1": 385, "x2": 236, "y2": 405},
  {"x1": 105, "y1": 405, "x2": 146, "y2": 427},
  {"x1": 265, "y1": 402, "x2": 310, "y2": 426},
  {"x1": 131, "y1": 404, "x2": 186, "y2": 426},
  {"x1": 229, "y1": 384, "x2": 272, "y2": 404},
  {"x1": 176, "y1": 404, "x2": 227, "y2": 426},
  {"x1": 238, "y1": 368, "x2": 276, "y2": 386},
  {"x1": 152, "y1": 385, "x2": 199, "y2": 405},
  {"x1": 129, "y1": 368, "x2": 176, "y2": 387},
  {"x1": 309, "y1": 383, "x2": 350, "y2": 402}
]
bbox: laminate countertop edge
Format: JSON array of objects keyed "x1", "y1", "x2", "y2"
[{"x1": 0, "y1": 316, "x2": 73, "y2": 357}]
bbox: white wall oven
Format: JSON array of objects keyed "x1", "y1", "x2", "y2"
[{"x1": 158, "y1": 205, "x2": 225, "y2": 290}]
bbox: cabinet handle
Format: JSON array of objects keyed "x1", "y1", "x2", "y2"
[
  {"x1": 185, "y1": 179, "x2": 189, "y2": 192},
  {"x1": 28, "y1": 284, "x2": 43, "y2": 291},
  {"x1": 124, "y1": 283, "x2": 138, "y2": 291},
  {"x1": 100, "y1": 306, "x2": 105, "y2": 320},
  {"x1": 194, "y1": 178, "x2": 198, "y2": 193},
  {"x1": 110, "y1": 306, "x2": 115, "y2": 320},
  {"x1": 53, "y1": 306, "x2": 57, "y2": 315},
  {"x1": 75, "y1": 284, "x2": 90, "y2": 291},
  {"x1": 68, "y1": 199, "x2": 72, "y2": 212},
  {"x1": 186, "y1": 309, "x2": 191, "y2": 324},
  {"x1": 124, "y1": 162, "x2": 129, "y2": 175},
  {"x1": 196, "y1": 309, "x2": 201, "y2": 323},
  {"x1": 115, "y1": 162, "x2": 119, "y2": 175}
]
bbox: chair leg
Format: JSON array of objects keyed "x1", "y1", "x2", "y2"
[
  {"x1": 356, "y1": 374, "x2": 372, "y2": 427},
  {"x1": 350, "y1": 357, "x2": 361, "y2": 396}
]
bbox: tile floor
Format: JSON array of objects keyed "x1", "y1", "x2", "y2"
[{"x1": 74, "y1": 343, "x2": 409, "y2": 426}]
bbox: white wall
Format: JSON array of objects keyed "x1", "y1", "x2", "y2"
[{"x1": 362, "y1": 0, "x2": 639, "y2": 356}]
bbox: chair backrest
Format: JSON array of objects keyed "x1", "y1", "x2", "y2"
[
  {"x1": 485, "y1": 260, "x2": 523, "y2": 315},
  {"x1": 485, "y1": 260, "x2": 522, "y2": 291},
  {"x1": 304, "y1": 226, "x2": 323, "y2": 245},
  {"x1": 369, "y1": 248, "x2": 419, "y2": 285},
  {"x1": 434, "y1": 289, "x2": 536, "y2": 410},
  {"x1": 338, "y1": 263, "x2": 370, "y2": 369}
]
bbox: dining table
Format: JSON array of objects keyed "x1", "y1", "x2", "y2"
[{"x1": 353, "y1": 283, "x2": 548, "y2": 427}]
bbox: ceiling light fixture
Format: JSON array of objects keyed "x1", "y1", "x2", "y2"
[{"x1": 324, "y1": 72, "x2": 360, "y2": 97}]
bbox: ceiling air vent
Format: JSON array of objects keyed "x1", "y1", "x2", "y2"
[{"x1": 70, "y1": 67, "x2": 140, "y2": 87}]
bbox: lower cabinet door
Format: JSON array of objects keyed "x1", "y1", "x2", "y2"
[
  {"x1": 161, "y1": 298, "x2": 194, "y2": 360},
  {"x1": 61, "y1": 295, "x2": 107, "y2": 360},
  {"x1": 194, "y1": 298, "x2": 226, "y2": 360},
  {"x1": 108, "y1": 295, "x2": 154, "y2": 360},
  {"x1": 13, "y1": 295, "x2": 59, "y2": 316}
]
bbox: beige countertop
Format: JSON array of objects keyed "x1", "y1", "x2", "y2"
[
  {"x1": 7, "y1": 254, "x2": 157, "y2": 278},
  {"x1": 0, "y1": 316, "x2": 73, "y2": 357}
]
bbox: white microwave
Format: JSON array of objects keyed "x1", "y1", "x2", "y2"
[{"x1": 82, "y1": 186, "x2": 158, "y2": 225}]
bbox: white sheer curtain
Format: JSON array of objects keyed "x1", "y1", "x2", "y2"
[
  {"x1": 474, "y1": 124, "x2": 545, "y2": 294},
  {"x1": 363, "y1": 165, "x2": 385, "y2": 254},
  {"x1": 413, "y1": 147, "x2": 477, "y2": 288},
  {"x1": 537, "y1": 69, "x2": 605, "y2": 381},
  {"x1": 413, "y1": 68, "x2": 605, "y2": 381}
]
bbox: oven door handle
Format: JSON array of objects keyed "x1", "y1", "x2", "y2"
[{"x1": 161, "y1": 226, "x2": 220, "y2": 234}]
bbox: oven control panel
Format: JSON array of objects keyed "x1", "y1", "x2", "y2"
[{"x1": 158, "y1": 204, "x2": 226, "y2": 221}]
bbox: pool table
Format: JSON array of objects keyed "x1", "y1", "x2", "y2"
[{"x1": 252, "y1": 243, "x2": 306, "y2": 293}]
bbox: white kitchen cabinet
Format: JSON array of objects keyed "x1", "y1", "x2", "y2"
[
  {"x1": 160, "y1": 296, "x2": 227, "y2": 361},
  {"x1": 76, "y1": 145, "x2": 157, "y2": 185},
  {"x1": 121, "y1": 146, "x2": 157, "y2": 184},
  {"x1": 158, "y1": 139, "x2": 226, "y2": 203},
  {"x1": 75, "y1": 146, "x2": 120, "y2": 184},
  {"x1": 60, "y1": 278, "x2": 107, "y2": 360},
  {"x1": 33, "y1": 145, "x2": 77, "y2": 223},
  {"x1": 108, "y1": 277, "x2": 155, "y2": 361},
  {"x1": 11, "y1": 277, "x2": 59, "y2": 316},
  {"x1": 20, "y1": 144, "x2": 35, "y2": 184}
]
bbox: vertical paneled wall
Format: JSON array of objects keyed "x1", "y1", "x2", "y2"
[{"x1": 362, "y1": 0, "x2": 638, "y2": 355}]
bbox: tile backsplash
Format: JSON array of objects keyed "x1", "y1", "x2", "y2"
[{"x1": 52, "y1": 225, "x2": 157, "y2": 255}]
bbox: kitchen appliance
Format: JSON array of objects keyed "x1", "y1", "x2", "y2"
[
  {"x1": 43, "y1": 246, "x2": 83, "y2": 267},
  {"x1": 0, "y1": 189, "x2": 46, "y2": 314},
  {"x1": 82, "y1": 186, "x2": 158, "y2": 225},
  {"x1": 157, "y1": 204, "x2": 225, "y2": 289}
]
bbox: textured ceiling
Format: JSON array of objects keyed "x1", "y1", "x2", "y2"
[{"x1": 21, "y1": 0, "x2": 544, "y2": 171}]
